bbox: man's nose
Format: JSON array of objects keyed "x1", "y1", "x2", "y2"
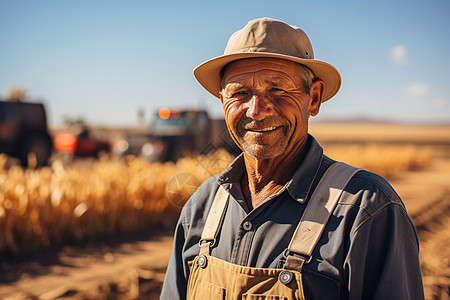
[{"x1": 245, "y1": 94, "x2": 274, "y2": 121}]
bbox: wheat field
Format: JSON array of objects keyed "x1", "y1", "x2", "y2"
[
  {"x1": 0, "y1": 150, "x2": 234, "y2": 255},
  {"x1": 0, "y1": 141, "x2": 434, "y2": 255}
]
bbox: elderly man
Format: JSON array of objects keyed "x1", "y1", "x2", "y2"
[{"x1": 161, "y1": 18, "x2": 424, "y2": 300}]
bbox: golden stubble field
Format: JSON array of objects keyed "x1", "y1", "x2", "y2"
[{"x1": 0, "y1": 122, "x2": 449, "y2": 299}]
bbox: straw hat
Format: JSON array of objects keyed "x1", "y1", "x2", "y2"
[{"x1": 194, "y1": 17, "x2": 341, "y2": 102}]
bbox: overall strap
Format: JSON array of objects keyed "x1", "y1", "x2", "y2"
[
  {"x1": 199, "y1": 185, "x2": 229, "y2": 255},
  {"x1": 284, "y1": 162, "x2": 361, "y2": 271}
]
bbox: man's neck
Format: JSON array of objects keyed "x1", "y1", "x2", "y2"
[{"x1": 241, "y1": 138, "x2": 310, "y2": 210}]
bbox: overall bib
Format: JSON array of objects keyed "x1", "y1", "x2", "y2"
[{"x1": 187, "y1": 162, "x2": 360, "y2": 300}]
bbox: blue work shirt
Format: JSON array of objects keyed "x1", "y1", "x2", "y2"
[{"x1": 161, "y1": 135, "x2": 424, "y2": 300}]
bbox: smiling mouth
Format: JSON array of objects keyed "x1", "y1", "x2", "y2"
[{"x1": 247, "y1": 126, "x2": 279, "y2": 133}]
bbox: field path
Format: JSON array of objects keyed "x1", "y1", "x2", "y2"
[
  {"x1": 390, "y1": 150, "x2": 450, "y2": 216},
  {"x1": 1, "y1": 150, "x2": 449, "y2": 299},
  {"x1": 390, "y1": 149, "x2": 450, "y2": 299},
  {"x1": 0, "y1": 234, "x2": 174, "y2": 299}
]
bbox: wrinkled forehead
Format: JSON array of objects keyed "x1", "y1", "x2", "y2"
[
  {"x1": 222, "y1": 57, "x2": 300, "y2": 76},
  {"x1": 221, "y1": 58, "x2": 302, "y2": 88}
]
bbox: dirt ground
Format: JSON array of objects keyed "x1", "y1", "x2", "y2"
[
  {"x1": 390, "y1": 146, "x2": 450, "y2": 299},
  {"x1": 0, "y1": 146, "x2": 449, "y2": 299},
  {"x1": 0, "y1": 230, "x2": 174, "y2": 299}
]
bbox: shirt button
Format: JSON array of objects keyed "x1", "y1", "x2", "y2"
[
  {"x1": 279, "y1": 270, "x2": 293, "y2": 285},
  {"x1": 243, "y1": 221, "x2": 252, "y2": 231}
]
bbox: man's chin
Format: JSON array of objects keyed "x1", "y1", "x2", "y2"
[{"x1": 241, "y1": 144, "x2": 286, "y2": 160}]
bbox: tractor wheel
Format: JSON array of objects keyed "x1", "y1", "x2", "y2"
[{"x1": 20, "y1": 134, "x2": 52, "y2": 167}]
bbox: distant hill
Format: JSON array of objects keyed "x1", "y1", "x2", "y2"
[{"x1": 311, "y1": 117, "x2": 450, "y2": 126}]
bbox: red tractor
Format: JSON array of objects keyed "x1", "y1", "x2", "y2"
[{"x1": 54, "y1": 123, "x2": 111, "y2": 158}]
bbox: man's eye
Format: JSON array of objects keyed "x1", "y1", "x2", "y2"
[
  {"x1": 232, "y1": 91, "x2": 247, "y2": 97},
  {"x1": 270, "y1": 88, "x2": 285, "y2": 93}
]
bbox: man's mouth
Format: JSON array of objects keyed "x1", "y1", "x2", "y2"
[
  {"x1": 246, "y1": 126, "x2": 283, "y2": 134},
  {"x1": 249, "y1": 126, "x2": 277, "y2": 132}
]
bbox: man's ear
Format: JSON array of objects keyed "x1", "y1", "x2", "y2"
[{"x1": 309, "y1": 79, "x2": 324, "y2": 117}]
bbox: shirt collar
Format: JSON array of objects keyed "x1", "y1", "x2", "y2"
[
  {"x1": 217, "y1": 134, "x2": 324, "y2": 204},
  {"x1": 284, "y1": 135, "x2": 324, "y2": 203}
]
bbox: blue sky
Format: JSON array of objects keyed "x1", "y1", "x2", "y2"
[{"x1": 1, "y1": 0, "x2": 449, "y2": 126}]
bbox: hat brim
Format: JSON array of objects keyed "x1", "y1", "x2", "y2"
[{"x1": 194, "y1": 52, "x2": 341, "y2": 102}]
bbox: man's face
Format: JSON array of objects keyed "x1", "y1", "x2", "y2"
[{"x1": 220, "y1": 58, "x2": 319, "y2": 160}]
